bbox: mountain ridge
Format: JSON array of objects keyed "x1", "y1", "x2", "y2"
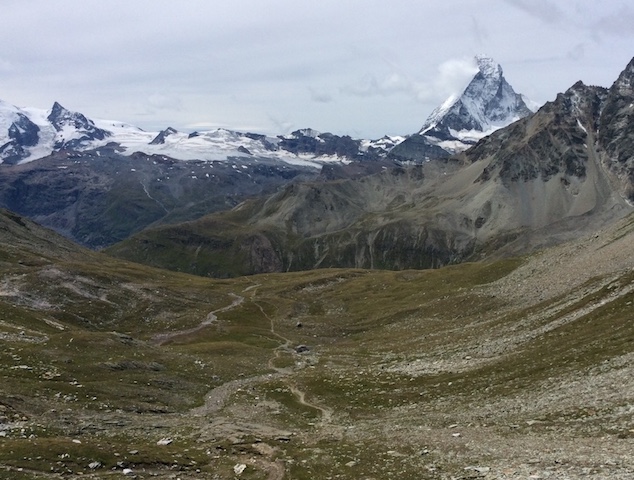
[
  {"x1": 107, "y1": 56, "x2": 634, "y2": 277},
  {"x1": 0, "y1": 101, "x2": 403, "y2": 167}
]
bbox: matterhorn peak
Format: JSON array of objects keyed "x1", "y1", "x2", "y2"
[
  {"x1": 420, "y1": 55, "x2": 534, "y2": 147},
  {"x1": 420, "y1": 55, "x2": 532, "y2": 137},
  {"x1": 388, "y1": 55, "x2": 536, "y2": 162}
]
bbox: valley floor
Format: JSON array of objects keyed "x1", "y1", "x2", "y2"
[{"x1": 2, "y1": 213, "x2": 634, "y2": 479}]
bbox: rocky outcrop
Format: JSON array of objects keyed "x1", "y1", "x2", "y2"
[
  {"x1": 468, "y1": 81, "x2": 607, "y2": 183},
  {"x1": 150, "y1": 127, "x2": 178, "y2": 145},
  {"x1": 598, "y1": 57, "x2": 634, "y2": 199}
]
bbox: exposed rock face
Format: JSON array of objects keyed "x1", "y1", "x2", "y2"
[
  {"x1": 278, "y1": 129, "x2": 363, "y2": 159},
  {"x1": 386, "y1": 134, "x2": 450, "y2": 163},
  {"x1": 240, "y1": 233, "x2": 283, "y2": 274},
  {"x1": 0, "y1": 100, "x2": 399, "y2": 166},
  {"x1": 150, "y1": 127, "x2": 178, "y2": 145},
  {"x1": 469, "y1": 81, "x2": 607, "y2": 183},
  {"x1": 598, "y1": 56, "x2": 634, "y2": 199},
  {"x1": 0, "y1": 113, "x2": 41, "y2": 165},
  {"x1": 421, "y1": 55, "x2": 533, "y2": 135}
]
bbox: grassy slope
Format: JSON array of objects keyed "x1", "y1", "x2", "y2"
[{"x1": 2, "y1": 210, "x2": 634, "y2": 478}]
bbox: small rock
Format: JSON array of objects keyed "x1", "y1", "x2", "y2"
[
  {"x1": 72, "y1": 439, "x2": 81, "y2": 444},
  {"x1": 129, "y1": 450, "x2": 139, "y2": 455},
  {"x1": 451, "y1": 432, "x2": 461, "y2": 437},
  {"x1": 157, "y1": 437, "x2": 173, "y2": 445},
  {"x1": 88, "y1": 461, "x2": 102, "y2": 469},
  {"x1": 345, "y1": 461, "x2": 357, "y2": 467},
  {"x1": 294, "y1": 345, "x2": 310, "y2": 353},
  {"x1": 122, "y1": 468, "x2": 134, "y2": 476},
  {"x1": 464, "y1": 466, "x2": 491, "y2": 474},
  {"x1": 233, "y1": 463, "x2": 247, "y2": 475}
]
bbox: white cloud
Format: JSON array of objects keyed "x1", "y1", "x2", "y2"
[
  {"x1": 340, "y1": 56, "x2": 479, "y2": 109},
  {"x1": 431, "y1": 57, "x2": 480, "y2": 99}
]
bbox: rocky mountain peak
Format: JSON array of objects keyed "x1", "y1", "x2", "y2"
[
  {"x1": 597, "y1": 57, "x2": 634, "y2": 197},
  {"x1": 558, "y1": 80, "x2": 606, "y2": 115},
  {"x1": 47, "y1": 101, "x2": 110, "y2": 149},
  {"x1": 389, "y1": 56, "x2": 535, "y2": 163},
  {"x1": 611, "y1": 56, "x2": 634, "y2": 96},
  {"x1": 421, "y1": 55, "x2": 533, "y2": 135},
  {"x1": 48, "y1": 102, "x2": 80, "y2": 131}
]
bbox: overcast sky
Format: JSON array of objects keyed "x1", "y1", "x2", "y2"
[{"x1": 1, "y1": 0, "x2": 632, "y2": 138}]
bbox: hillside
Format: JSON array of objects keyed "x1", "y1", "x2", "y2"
[
  {"x1": 0, "y1": 151, "x2": 318, "y2": 249},
  {"x1": 2, "y1": 208, "x2": 634, "y2": 478}
]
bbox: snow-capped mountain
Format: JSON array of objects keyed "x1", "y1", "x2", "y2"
[
  {"x1": 421, "y1": 55, "x2": 533, "y2": 137},
  {"x1": 0, "y1": 57, "x2": 534, "y2": 167},
  {"x1": 0, "y1": 101, "x2": 398, "y2": 168},
  {"x1": 47, "y1": 102, "x2": 111, "y2": 150},
  {"x1": 389, "y1": 55, "x2": 537, "y2": 162}
]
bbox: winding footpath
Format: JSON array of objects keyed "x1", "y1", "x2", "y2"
[
  {"x1": 190, "y1": 286, "x2": 334, "y2": 426},
  {"x1": 151, "y1": 293, "x2": 244, "y2": 346}
]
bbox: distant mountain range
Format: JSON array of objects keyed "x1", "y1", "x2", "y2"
[
  {"x1": 0, "y1": 56, "x2": 534, "y2": 167},
  {"x1": 0, "y1": 100, "x2": 402, "y2": 167},
  {"x1": 107, "y1": 56, "x2": 634, "y2": 277},
  {"x1": 7, "y1": 53, "x2": 633, "y2": 272}
]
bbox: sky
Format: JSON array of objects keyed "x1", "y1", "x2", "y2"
[{"x1": 0, "y1": 0, "x2": 632, "y2": 139}]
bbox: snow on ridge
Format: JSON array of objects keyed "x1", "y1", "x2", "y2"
[
  {"x1": 360, "y1": 135, "x2": 405, "y2": 152},
  {"x1": 521, "y1": 95, "x2": 542, "y2": 113},
  {"x1": 420, "y1": 94, "x2": 459, "y2": 134},
  {"x1": 0, "y1": 98, "x2": 400, "y2": 167},
  {"x1": 0, "y1": 100, "x2": 21, "y2": 134},
  {"x1": 0, "y1": 101, "x2": 363, "y2": 167}
]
